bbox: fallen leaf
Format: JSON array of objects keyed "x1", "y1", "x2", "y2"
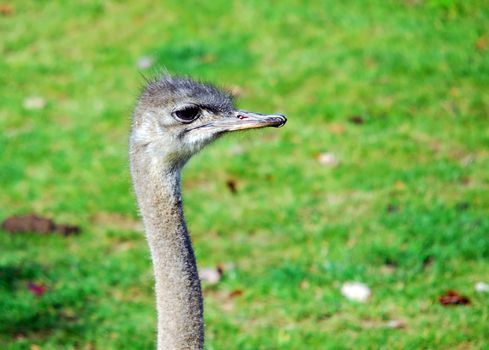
[
  {"x1": 341, "y1": 282, "x2": 371, "y2": 302},
  {"x1": 300, "y1": 280, "x2": 310, "y2": 290},
  {"x1": 226, "y1": 179, "x2": 238, "y2": 194},
  {"x1": 229, "y1": 289, "x2": 243, "y2": 298},
  {"x1": 27, "y1": 282, "x2": 47, "y2": 297},
  {"x1": 475, "y1": 282, "x2": 489, "y2": 293},
  {"x1": 475, "y1": 37, "x2": 487, "y2": 51},
  {"x1": 0, "y1": 3, "x2": 13, "y2": 16},
  {"x1": 23, "y1": 96, "x2": 46, "y2": 110},
  {"x1": 30, "y1": 345, "x2": 41, "y2": 350},
  {"x1": 328, "y1": 123, "x2": 345, "y2": 135},
  {"x1": 1, "y1": 214, "x2": 81, "y2": 236},
  {"x1": 348, "y1": 115, "x2": 365, "y2": 124},
  {"x1": 216, "y1": 263, "x2": 231, "y2": 275},
  {"x1": 216, "y1": 265, "x2": 225, "y2": 277},
  {"x1": 394, "y1": 181, "x2": 406, "y2": 191},
  {"x1": 2, "y1": 215, "x2": 55, "y2": 234},
  {"x1": 439, "y1": 290, "x2": 470, "y2": 306},
  {"x1": 56, "y1": 224, "x2": 81, "y2": 236},
  {"x1": 316, "y1": 152, "x2": 339, "y2": 167}
]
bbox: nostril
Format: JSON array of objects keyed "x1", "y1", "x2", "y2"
[{"x1": 237, "y1": 115, "x2": 249, "y2": 120}]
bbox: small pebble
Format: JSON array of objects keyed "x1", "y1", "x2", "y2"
[
  {"x1": 200, "y1": 267, "x2": 222, "y2": 285},
  {"x1": 137, "y1": 56, "x2": 154, "y2": 69},
  {"x1": 23, "y1": 96, "x2": 46, "y2": 110},
  {"x1": 475, "y1": 282, "x2": 489, "y2": 293},
  {"x1": 317, "y1": 152, "x2": 339, "y2": 167},
  {"x1": 341, "y1": 282, "x2": 371, "y2": 302},
  {"x1": 385, "y1": 319, "x2": 406, "y2": 329}
]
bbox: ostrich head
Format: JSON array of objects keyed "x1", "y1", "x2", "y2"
[{"x1": 130, "y1": 76, "x2": 286, "y2": 169}]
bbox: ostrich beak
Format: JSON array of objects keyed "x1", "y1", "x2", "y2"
[
  {"x1": 186, "y1": 110, "x2": 286, "y2": 134},
  {"x1": 207, "y1": 110, "x2": 287, "y2": 132},
  {"x1": 226, "y1": 110, "x2": 287, "y2": 131}
]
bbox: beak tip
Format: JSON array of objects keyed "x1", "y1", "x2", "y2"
[
  {"x1": 233, "y1": 110, "x2": 287, "y2": 130},
  {"x1": 275, "y1": 114, "x2": 287, "y2": 128}
]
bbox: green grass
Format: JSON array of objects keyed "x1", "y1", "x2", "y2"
[{"x1": 1, "y1": 0, "x2": 488, "y2": 349}]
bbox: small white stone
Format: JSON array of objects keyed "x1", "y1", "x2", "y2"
[
  {"x1": 23, "y1": 96, "x2": 46, "y2": 110},
  {"x1": 200, "y1": 267, "x2": 221, "y2": 285},
  {"x1": 475, "y1": 282, "x2": 489, "y2": 293},
  {"x1": 137, "y1": 56, "x2": 154, "y2": 69},
  {"x1": 341, "y1": 282, "x2": 371, "y2": 302},
  {"x1": 317, "y1": 152, "x2": 338, "y2": 167},
  {"x1": 385, "y1": 319, "x2": 406, "y2": 329}
]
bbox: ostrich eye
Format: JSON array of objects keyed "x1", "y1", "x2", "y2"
[{"x1": 173, "y1": 106, "x2": 201, "y2": 123}]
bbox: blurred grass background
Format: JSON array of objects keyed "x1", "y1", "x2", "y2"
[{"x1": 1, "y1": 0, "x2": 488, "y2": 349}]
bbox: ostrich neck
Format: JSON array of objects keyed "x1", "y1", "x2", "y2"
[{"x1": 130, "y1": 154, "x2": 204, "y2": 350}]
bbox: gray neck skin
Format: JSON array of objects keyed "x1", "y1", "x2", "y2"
[{"x1": 130, "y1": 151, "x2": 204, "y2": 350}]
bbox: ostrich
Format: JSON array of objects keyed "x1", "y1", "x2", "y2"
[{"x1": 129, "y1": 76, "x2": 286, "y2": 349}]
